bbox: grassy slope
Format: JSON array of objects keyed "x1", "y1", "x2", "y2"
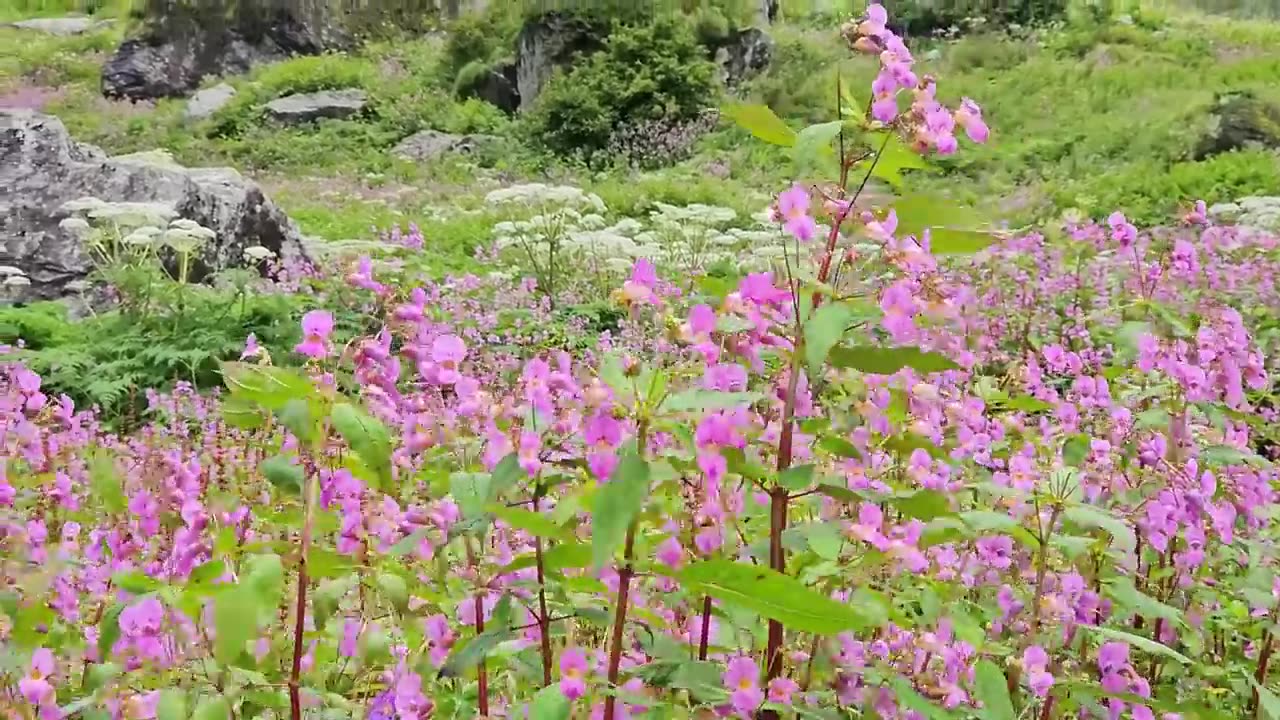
[{"x1": 2, "y1": 2, "x2": 1279, "y2": 265}]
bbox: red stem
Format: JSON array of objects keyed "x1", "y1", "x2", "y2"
[
  {"x1": 533, "y1": 494, "x2": 554, "y2": 687},
  {"x1": 698, "y1": 595, "x2": 713, "y2": 661},
  {"x1": 289, "y1": 467, "x2": 318, "y2": 720},
  {"x1": 603, "y1": 526, "x2": 637, "y2": 719},
  {"x1": 475, "y1": 591, "x2": 489, "y2": 716}
]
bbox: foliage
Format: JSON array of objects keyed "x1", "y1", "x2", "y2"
[{"x1": 522, "y1": 16, "x2": 718, "y2": 160}]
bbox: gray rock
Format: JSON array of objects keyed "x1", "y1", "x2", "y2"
[
  {"x1": 10, "y1": 16, "x2": 111, "y2": 35},
  {"x1": 1207, "y1": 202, "x2": 1241, "y2": 222},
  {"x1": 515, "y1": 12, "x2": 605, "y2": 112},
  {"x1": 0, "y1": 110, "x2": 309, "y2": 304},
  {"x1": 266, "y1": 89, "x2": 367, "y2": 124},
  {"x1": 185, "y1": 82, "x2": 237, "y2": 121},
  {"x1": 1194, "y1": 91, "x2": 1280, "y2": 160},
  {"x1": 460, "y1": 62, "x2": 519, "y2": 115},
  {"x1": 392, "y1": 130, "x2": 497, "y2": 162},
  {"x1": 715, "y1": 28, "x2": 773, "y2": 87},
  {"x1": 101, "y1": 10, "x2": 344, "y2": 101}
]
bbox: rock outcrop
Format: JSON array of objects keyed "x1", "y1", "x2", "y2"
[
  {"x1": 392, "y1": 130, "x2": 498, "y2": 162},
  {"x1": 265, "y1": 89, "x2": 367, "y2": 124},
  {"x1": 184, "y1": 82, "x2": 237, "y2": 121},
  {"x1": 514, "y1": 12, "x2": 606, "y2": 112},
  {"x1": 9, "y1": 16, "x2": 111, "y2": 35},
  {"x1": 0, "y1": 110, "x2": 309, "y2": 303},
  {"x1": 100, "y1": 6, "x2": 344, "y2": 101},
  {"x1": 1194, "y1": 91, "x2": 1280, "y2": 160},
  {"x1": 715, "y1": 28, "x2": 773, "y2": 87}
]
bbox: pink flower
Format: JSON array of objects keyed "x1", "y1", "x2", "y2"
[
  {"x1": 19, "y1": 648, "x2": 55, "y2": 706},
  {"x1": 240, "y1": 333, "x2": 260, "y2": 360},
  {"x1": 560, "y1": 646, "x2": 589, "y2": 700},
  {"x1": 777, "y1": 184, "x2": 817, "y2": 242},
  {"x1": 518, "y1": 431, "x2": 542, "y2": 477},
  {"x1": 656, "y1": 536, "x2": 684, "y2": 568},
  {"x1": 723, "y1": 656, "x2": 764, "y2": 716},
  {"x1": 872, "y1": 95, "x2": 898, "y2": 124},
  {"x1": 295, "y1": 310, "x2": 334, "y2": 359},
  {"x1": 1108, "y1": 211, "x2": 1138, "y2": 249},
  {"x1": 767, "y1": 676, "x2": 799, "y2": 704},
  {"x1": 584, "y1": 410, "x2": 623, "y2": 481},
  {"x1": 954, "y1": 98, "x2": 989, "y2": 144},
  {"x1": 619, "y1": 259, "x2": 659, "y2": 305},
  {"x1": 431, "y1": 334, "x2": 467, "y2": 385}
]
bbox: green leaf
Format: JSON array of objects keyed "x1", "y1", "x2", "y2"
[
  {"x1": 677, "y1": 559, "x2": 879, "y2": 634},
  {"x1": 778, "y1": 464, "x2": 816, "y2": 492},
  {"x1": 794, "y1": 120, "x2": 845, "y2": 171},
  {"x1": 376, "y1": 573, "x2": 410, "y2": 613},
  {"x1": 828, "y1": 345, "x2": 960, "y2": 375},
  {"x1": 721, "y1": 103, "x2": 795, "y2": 147},
  {"x1": 243, "y1": 554, "x2": 285, "y2": 609},
  {"x1": 804, "y1": 302, "x2": 856, "y2": 378},
  {"x1": 893, "y1": 490, "x2": 954, "y2": 522},
  {"x1": 662, "y1": 390, "x2": 762, "y2": 413},
  {"x1": 973, "y1": 660, "x2": 1016, "y2": 720},
  {"x1": 488, "y1": 505, "x2": 568, "y2": 540},
  {"x1": 112, "y1": 570, "x2": 160, "y2": 594},
  {"x1": 89, "y1": 449, "x2": 125, "y2": 513},
  {"x1": 591, "y1": 452, "x2": 651, "y2": 570},
  {"x1": 97, "y1": 604, "x2": 123, "y2": 659},
  {"x1": 450, "y1": 472, "x2": 491, "y2": 523},
  {"x1": 930, "y1": 228, "x2": 999, "y2": 255},
  {"x1": 260, "y1": 454, "x2": 304, "y2": 495},
  {"x1": 862, "y1": 133, "x2": 927, "y2": 188},
  {"x1": 1062, "y1": 434, "x2": 1091, "y2": 467},
  {"x1": 529, "y1": 683, "x2": 571, "y2": 720},
  {"x1": 219, "y1": 362, "x2": 314, "y2": 412},
  {"x1": 1063, "y1": 505, "x2": 1136, "y2": 551},
  {"x1": 213, "y1": 587, "x2": 257, "y2": 665},
  {"x1": 156, "y1": 690, "x2": 187, "y2": 720},
  {"x1": 192, "y1": 696, "x2": 230, "y2": 720},
  {"x1": 1201, "y1": 444, "x2": 1268, "y2": 467},
  {"x1": 312, "y1": 576, "x2": 350, "y2": 632},
  {"x1": 438, "y1": 627, "x2": 515, "y2": 679},
  {"x1": 488, "y1": 452, "x2": 525, "y2": 500},
  {"x1": 1252, "y1": 678, "x2": 1280, "y2": 720},
  {"x1": 279, "y1": 398, "x2": 318, "y2": 447},
  {"x1": 889, "y1": 675, "x2": 957, "y2": 718},
  {"x1": 1084, "y1": 625, "x2": 1192, "y2": 665},
  {"x1": 221, "y1": 396, "x2": 267, "y2": 429},
  {"x1": 331, "y1": 402, "x2": 394, "y2": 491},
  {"x1": 1105, "y1": 577, "x2": 1183, "y2": 624}
]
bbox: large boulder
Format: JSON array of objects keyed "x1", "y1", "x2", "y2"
[
  {"x1": 1194, "y1": 91, "x2": 1280, "y2": 160},
  {"x1": 101, "y1": 6, "x2": 345, "y2": 101},
  {"x1": 185, "y1": 82, "x2": 237, "y2": 121},
  {"x1": 265, "y1": 89, "x2": 367, "y2": 124},
  {"x1": 715, "y1": 27, "x2": 774, "y2": 87},
  {"x1": 514, "y1": 12, "x2": 606, "y2": 112},
  {"x1": 0, "y1": 110, "x2": 310, "y2": 303},
  {"x1": 392, "y1": 130, "x2": 498, "y2": 162}
]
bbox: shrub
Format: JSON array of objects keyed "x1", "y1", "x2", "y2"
[
  {"x1": 523, "y1": 16, "x2": 717, "y2": 160},
  {"x1": 891, "y1": 0, "x2": 1068, "y2": 36},
  {"x1": 440, "y1": 8, "x2": 521, "y2": 83}
]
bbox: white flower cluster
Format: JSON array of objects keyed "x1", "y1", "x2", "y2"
[
  {"x1": 487, "y1": 184, "x2": 805, "y2": 280},
  {"x1": 484, "y1": 183, "x2": 606, "y2": 211},
  {"x1": 58, "y1": 198, "x2": 218, "y2": 254}
]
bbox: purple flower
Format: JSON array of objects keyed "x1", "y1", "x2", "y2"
[
  {"x1": 584, "y1": 410, "x2": 623, "y2": 481},
  {"x1": 954, "y1": 98, "x2": 989, "y2": 144},
  {"x1": 1108, "y1": 211, "x2": 1138, "y2": 248},
  {"x1": 431, "y1": 334, "x2": 467, "y2": 385},
  {"x1": 777, "y1": 184, "x2": 817, "y2": 242},
  {"x1": 19, "y1": 648, "x2": 55, "y2": 706},
  {"x1": 560, "y1": 646, "x2": 589, "y2": 700},
  {"x1": 1098, "y1": 641, "x2": 1130, "y2": 675},
  {"x1": 295, "y1": 310, "x2": 334, "y2": 359},
  {"x1": 656, "y1": 536, "x2": 684, "y2": 569},
  {"x1": 768, "y1": 676, "x2": 799, "y2": 704},
  {"x1": 723, "y1": 656, "x2": 764, "y2": 716}
]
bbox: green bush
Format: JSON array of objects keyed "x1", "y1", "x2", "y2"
[
  {"x1": 523, "y1": 16, "x2": 717, "y2": 160},
  {"x1": 440, "y1": 9, "x2": 522, "y2": 84},
  {"x1": 890, "y1": 0, "x2": 1068, "y2": 35}
]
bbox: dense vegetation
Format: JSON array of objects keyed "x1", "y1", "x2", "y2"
[{"x1": 3, "y1": 1, "x2": 1280, "y2": 719}]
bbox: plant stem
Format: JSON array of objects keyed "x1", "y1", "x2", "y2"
[
  {"x1": 289, "y1": 467, "x2": 319, "y2": 720},
  {"x1": 698, "y1": 595, "x2": 713, "y2": 661},
  {"x1": 1252, "y1": 606, "x2": 1280, "y2": 718},
  {"x1": 1030, "y1": 503, "x2": 1062, "y2": 635},
  {"x1": 604, "y1": 420, "x2": 649, "y2": 720},
  {"x1": 533, "y1": 492, "x2": 554, "y2": 687},
  {"x1": 465, "y1": 540, "x2": 490, "y2": 716}
]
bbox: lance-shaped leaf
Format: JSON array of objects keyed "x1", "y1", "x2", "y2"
[
  {"x1": 438, "y1": 626, "x2": 515, "y2": 679},
  {"x1": 828, "y1": 345, "x2": 960, "y2": 375},
  {"x1": 591, "y1": 452, "x2": 651, "y2": 570},
  {"x1": 260, "y1": 454, "x2": 303, "y2": 495},
  {"x1": 219, "y1": 362, "x2": 315, "y2": 412},
  {"x1": 331, "y1": 402, "x2": 393, "y2": 491},
  {"x1": 804, "y1": 301, "x2": 857, "y2": 378},
  {"x1": 677, "y1": 559, "x2": 881, "y2": 634},
  {"x1": 973, "y1": 660, "x2": 1016, "y2": 720},
  {"x1": 721, "y1": 103, "x2": 796, "y2": 146}
]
